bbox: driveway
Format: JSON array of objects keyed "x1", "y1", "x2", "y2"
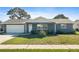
[{"x1": 0, "y1": 35, "x2": 14, "y2": 44}]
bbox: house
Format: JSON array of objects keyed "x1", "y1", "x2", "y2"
[
  {"x1": 0, "y1": 21, "x2": 4, "y2": 33},
  {"x1": 1, "y1": 16, "x2": 74, "y2": 34},
  {"x1": 73, "y1": 20, "x2": 79, "y2": 31}
]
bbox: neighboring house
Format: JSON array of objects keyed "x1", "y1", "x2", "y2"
[
  {"x1": 0, "y1": 21, "x2": 4, "y2": 33},
  {"x1": 73, "y1": 20, "x2": 79, "y2": 31},
  {"x1": 1, "y1": 16, "x2": 74, "y2": 34}
]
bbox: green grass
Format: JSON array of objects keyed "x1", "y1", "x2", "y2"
[
  {"x1": 2, "y1": 34, "x2": 79, "y2": 44},
  {"x1": 0, "y1": 49, "x2": 79, "y2": 52},
  {"x1": 75, "y1": 31, "x2": 79, "y2": 35}
]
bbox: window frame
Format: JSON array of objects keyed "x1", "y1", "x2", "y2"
[
  {"x1": 60, "y1": 24, "x2": 67, "y2": 29},
  {"x1": 37, "y1": 24, "x2": 48, "y2": 30}
]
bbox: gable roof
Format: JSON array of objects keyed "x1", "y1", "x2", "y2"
[
  {"x1": 25, "y1": 19, "x2": 54, "y2": 23},
  {"x1": 25, "y1": 16, "x2": 54, "y2": 23},
  {"x1": 34, "y1": 16, "x2": 48, "y2": 20},
  {"x1": 52, "y1": 19, "x2": 73, "y2": 24},
  {"x1": 2, "y1": 19, "x2": 29, "y2": 24},
  {"x1": 2, "y1": 16, "x2": 73, "y2": 24}
]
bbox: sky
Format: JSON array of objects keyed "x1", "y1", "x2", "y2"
[{"x1": 0, "y1": 7, "x2": 79, "y2": 21}]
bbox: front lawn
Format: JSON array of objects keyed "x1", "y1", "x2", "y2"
[
  {"x1": 75, "y1": 31, "x2": 79, "y2": 35},
  {"x1": 0, "y1": 49, "x2": 79, "y2": 52},
  {"x1": 2, "y1": 34, "x2": 79, "y2": 44}
]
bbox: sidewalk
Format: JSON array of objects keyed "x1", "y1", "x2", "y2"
[{"x1": 0, "y1": 45, "x2": 79, "y2": 49}]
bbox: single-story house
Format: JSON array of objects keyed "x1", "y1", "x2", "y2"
[{"x1": 1, "y1": 16, "x2": 74, "y2": 34}]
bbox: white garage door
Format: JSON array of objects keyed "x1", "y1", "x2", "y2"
[{"x1": 6, "y1": 25, "x2": 24, "y2": 33}]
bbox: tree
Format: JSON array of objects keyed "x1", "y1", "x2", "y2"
[
  {"x1": 53, "y1": 14, "x2": 68, "y2": 19},
  {"x1": 7, "y1": 7, "x2": 31, "y2": 19}
]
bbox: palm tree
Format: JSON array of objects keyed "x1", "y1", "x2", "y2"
[{"x1": 7, "y1": 7, "x2": 31, "y2": 19}]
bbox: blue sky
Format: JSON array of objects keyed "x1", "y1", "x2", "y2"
[{"x1": 0, "y1": 7, "x2": 79, "y2": 21}]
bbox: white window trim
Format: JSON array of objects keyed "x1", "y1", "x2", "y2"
[{"x1": 37, "y1": 24, "x2": 48, "y2": 30}]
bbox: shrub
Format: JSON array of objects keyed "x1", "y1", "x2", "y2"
[
  {"x1": 56, "y1": 31, "x2": 75, "y2": 34},
  {"x1": 31, "y1": 30, "x2": 37, "y2": 34},
  {"x1": 31, "y1": 30, "x2": 47, "y2": 37},
  {"x1": 37, "y1": 30, "x2": 47, "y2": 37},
  {"x1": 75, "y1": 28, "x2": 79, "y2": 31},
  {"x1": 31, "y1": 30, "x2": 55, "y2": 35}
]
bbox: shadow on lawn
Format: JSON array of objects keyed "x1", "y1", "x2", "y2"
[
  {"x1": 15, "y1": 34, "x2": 57, "y2": 39},
  {"x1": 14, "y1": 32, "x2": 76, "y2": 39},
  {"x1": 16, "y1": 34, "x2": 44, "y2": 39}
]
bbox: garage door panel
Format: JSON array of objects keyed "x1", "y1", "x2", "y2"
[{"x1": 6, "y1": 25, "x2": 24, "y2": 33}]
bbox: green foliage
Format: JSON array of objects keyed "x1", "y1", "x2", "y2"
[
  {"x1": 56, "y1": 31, "x2": 75, "y2": 34},
  {"x1": 31, "y1": 30, "x2": 47, "y2": 37},
  {"x1": 53, "y1": 14, "x2": 68, "y2": 19},
  {"x1": 31, "y1": 30, "x2": 37, "y2": 34},
  {"x1": 7, "y1": 7, "x2": 31, "y2": 19},
  {"x1": 75, "y1": 28, "x2": 79, "y2": 31},
  {"x1": 75, "y1": 31, "x2": 79, "y2": 35},
  {"x1": 31, "y1": 30, "x2": 54, "y2": 35},
  {"x1": 38, "y1": 30, "x2": 47, "y2": 37}
]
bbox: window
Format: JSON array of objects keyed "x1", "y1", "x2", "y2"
[
  {"x1": 37, "y1": 24, "x2": 48, "y2": 30},
  {"x1": 61, "y1": 24, "x2": 67, "y2": 29}
]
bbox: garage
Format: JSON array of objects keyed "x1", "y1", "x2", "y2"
[{"x1": 6, "y1": 25, "x2": 24, "y2": 33}]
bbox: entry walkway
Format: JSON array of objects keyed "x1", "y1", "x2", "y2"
[{"x1": 0, "y1": 45, "x2": 79, "y2": 49}]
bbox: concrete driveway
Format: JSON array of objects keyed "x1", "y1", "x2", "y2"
[{"x1": 0, "y1": 35, "x2": 14, "y2": 44}]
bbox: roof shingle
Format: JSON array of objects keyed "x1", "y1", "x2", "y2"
[
  {"x1": 2, "y1": 16, "x2": 73, "y2": 24},
  {"x1": 2, "y1": 19, "x2": 29, "y2": 24},
  {"x1": 52, "y1": 19, "x2": 73, "y2": 24}
]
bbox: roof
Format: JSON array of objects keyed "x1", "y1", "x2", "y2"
[
  {"x1": 2, "y1": 16, "x2": 74, "y2": 24},
  {"x1": 2, "y1": 19, "x2": 29, "y2": 24},
  {"x1": 74, "y1": 20, "x2": 79, "y2": 24},
  {"x1": 25, "y1": 16, "x2": 54, "y2": 23},
  {"x1": 25, "y1": 19, "x2": 54, "y2": 23},
  {"x1": 3, "y1": 17, "x2": 54, "y2": 24},
  {"x1": 52, "y1": 19, "x2": 73, "y2": 24},
  {"x1": 34, "y1": 16, "x2": 48, "y2": 20},
  {"x1": 74, "y1": 20, "x2": 79, "y2": 23}
]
